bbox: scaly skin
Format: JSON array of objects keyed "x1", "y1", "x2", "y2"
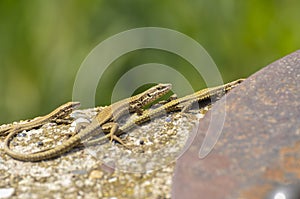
[
  {"x1": 0, "y1": 102, "x2": 81, "y2": 136},
  {"x1": 120, "y1": 79, "x2": 245, "y2": 132},
  {"x1": 4, "y1": 83, "x2": 172, "y2": 161},
  {"x1": 85, "y1": 78, "x2": 245, "y2": 146}
]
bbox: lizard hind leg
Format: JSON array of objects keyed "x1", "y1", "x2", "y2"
[{"x1": 108, "y1": 124, "x2": 128, "y2": 147}]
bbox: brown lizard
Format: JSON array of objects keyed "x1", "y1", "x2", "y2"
[
  {"x1": 121, "y1": 78, "x2": 245, "y2": 129},
  {"x1": 85, "y1": 78, "x2": 245, "y2": 146},
  {"x1": 0, "y1": 102, "x2": 81, "y2": 137},
  {"x1": 4, "y1": 83, "x2": 172, "y2": 161}
]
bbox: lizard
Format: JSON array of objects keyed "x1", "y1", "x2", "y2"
[
  {"x1": 122, "y1": 78, "x2": 245, "y2": 128},
  {"x1": 84, "y1": 78, "x2": 245, "y2": 146},
  {"x1": 4, "y1": 83, "x2": 172, "y2": 161},
  {"x1": 0, "y1": 102, "x2": 81, "y2": 137}
]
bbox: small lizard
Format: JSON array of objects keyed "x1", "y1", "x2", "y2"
[
  {"x1": 4, "y1": 83, "x2": 172, "y2": 161},
  {"x1": 85, "y1": 78, "x2": 245, "y2": 146},
  {"x1": 0, "y1": 102, "x2": 81, "y2": 137},
  {"x1": 120, "y1": 78, "x2": 244, "y2": 131}
]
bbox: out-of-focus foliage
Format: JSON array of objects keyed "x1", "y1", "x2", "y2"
[{"x1": 0, "y1": 0, "x2": 299, "y2": 123}]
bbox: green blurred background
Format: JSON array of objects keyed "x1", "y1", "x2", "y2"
[{"x1": 0, "y1": 0, "x2": 299, "y2": 124}]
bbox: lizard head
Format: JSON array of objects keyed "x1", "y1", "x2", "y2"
[{"x1": 138, "y1": 83, "x2": 172, "y2": 107}]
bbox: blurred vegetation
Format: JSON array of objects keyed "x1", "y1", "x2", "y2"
[{"x1": 0, "y1": 0, "x2": 299, "y2": 124}]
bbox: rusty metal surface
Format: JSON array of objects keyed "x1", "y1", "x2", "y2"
[{"x1": 172, "y1": 50, "x2": 300, "y2": 199}]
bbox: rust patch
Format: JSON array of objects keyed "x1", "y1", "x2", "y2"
[
  {"x1": 280, "y1": 141, "x2": 300, "y2": 178},
  {"x1": 239, "y1": 184, "x2": 272, "y2": 199},
  {"x1": 263, "y1": 167, "x2": 284, "y2": 182}
]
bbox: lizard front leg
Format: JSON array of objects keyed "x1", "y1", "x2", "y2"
[{"x1": 83, "y1": 122, "x2": 128, "y2": 147}]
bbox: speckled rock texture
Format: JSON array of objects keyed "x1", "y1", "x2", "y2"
[
  {"x1": 0, "y1": 103, "x2": 200, "y2": 198},
  {"x1": 172, "y1": 50, "x2": 300, "y2": 199}
]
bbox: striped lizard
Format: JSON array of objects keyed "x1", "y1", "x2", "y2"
[
  {"x1": 84, "y1": 78, "x2": 245, "y2": 146},
  {"x1": 0, "y1": 102, "x2": 81, "y2": 137},
  {"x1": 4, "y1": 83, "x2": 172, "y2": 161}
]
